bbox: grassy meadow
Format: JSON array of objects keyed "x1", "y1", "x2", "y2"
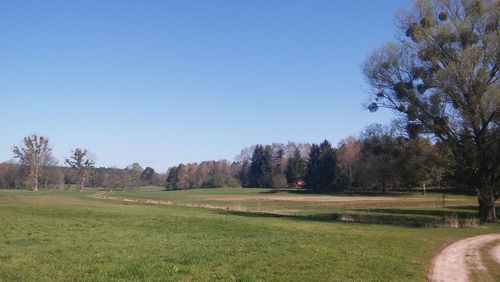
[{"x1": 0, "y1": 187, "x2": 499, "y2": 281}]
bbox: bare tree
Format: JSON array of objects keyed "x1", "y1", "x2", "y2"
[
  {"x1": 65, "y1": 148, "x2": 95, "y2": 192},
  {"x1": 337, "y1": 136, "x2": 362, "y2": 190},
  {"x1": 12, "y1": 134, "x2": 56, "y2": 191}
]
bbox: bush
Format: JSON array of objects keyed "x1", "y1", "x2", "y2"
[
  {"x1": 271, "y1": 175, "x2": 288, "y2": 189},
  {"x1": 201, "y1": 174, "x2": 241, "y2": 188}
]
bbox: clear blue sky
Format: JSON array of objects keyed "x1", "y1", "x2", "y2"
[{"x1": 1, "y1": 0, "x2": 410, "y2": 171}]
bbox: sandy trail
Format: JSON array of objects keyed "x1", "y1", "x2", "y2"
[
  {"x1": 428, "y1": 233, "x2": 500, "y2": 282},
  {"x1": 492, "y1": 244, "x2": 500, "y2": 265}
]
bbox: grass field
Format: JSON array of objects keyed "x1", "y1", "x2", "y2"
[
  {"x1": 0, "y1": 187, "x2": 499, "y2": 281},
  {"x1": 105, "y1": 187, "x2": 493, "y2": 227}
]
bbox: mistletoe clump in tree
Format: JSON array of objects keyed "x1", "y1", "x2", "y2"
[
  {"x1": 363, "y1": 0, "x2": 499, "y2": 222},
  {"x1": 66, "y1": 148, "x2": 95, "y2": 192}
]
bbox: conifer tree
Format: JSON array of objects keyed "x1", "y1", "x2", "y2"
[
  {"x1": 285, "y1": 148, "x2": 306, "y2": 185},
  {"x1": 249, "y1": 145, "x2": 273, "y2": 188},
  {"x1": 305, "y1": 144, "x2": 321, "y2": 190},
  {"x1": 318, "y1": 140, "x2": 337, "y2": 190}
]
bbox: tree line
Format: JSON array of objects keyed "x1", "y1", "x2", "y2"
[
  {"x1": 0, "y1": 123, "x2": 468, "y2": 196},
  {"x1": 164, "y1": 123, "x2": 454, "y2": 193},
  {"x1": 0, "y1": 134, "x2": 165, "y2": 191}
]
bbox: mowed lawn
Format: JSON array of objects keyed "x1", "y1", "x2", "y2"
[{"x1": 0, "y1": 189, "x2": 499, "y2": 281}]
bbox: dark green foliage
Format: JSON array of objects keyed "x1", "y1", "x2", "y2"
[
  {"x1": 419, "y1": 16, "x2": 436, "y2": 28},
  {"x1": 305, "y1": 144, "x2": 321, "y2": 190},
  {"x1": 273, "y1": 146, "x2": 285, "y2": 175},
  {"x1": 165, "y1": 165, "x2": 182, "y2": 190},
  {"x1": 238, "y1": 142, "x2": 311, "y2": 188},
  {"x1": 249, "y1": 145, "x2": 274, "y2": 188},
  {"x1": 285, "y1": 149, "x2": 306, "y2": 185},
  {"x1": 201, "y1": 173, "x2": 240, "y2": 188},
  {"x1": 238, "y1": 160, "x2": 251, "y2": 187},
  {"x1": 140, "y1": 167, "x2": 156, "y2": 183},
  {"x1": 356, "y1": 124, "x2": 447, "y2": 193},
  {"x1": 164, "y1": 161, "x2": 240, "y2": 190},
  {"x1": 438, "y1": 11, "x2": 448, "y2": 21},
  {"x1": 357, "y1": 134, "x2": 401, "y2": 192},
  {"x1": 318, "y1": 140, "x2": 337, "y2": 189},
  {"x1": 305, "y1": 140, "x2": 337, "y2": 191},
  {"x1": 271, "y1": 174, "x2": 288, "y2": 189}
]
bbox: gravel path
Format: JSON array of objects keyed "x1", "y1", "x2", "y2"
[{"x1": 428, "y1": 233, "x2": 500, "y2": 282}]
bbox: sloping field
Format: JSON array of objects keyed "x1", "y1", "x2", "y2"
[{"x1": 0, "y1": 188, "x2": 498, "y2": 281}]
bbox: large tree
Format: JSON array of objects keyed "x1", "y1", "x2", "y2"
[
  {"x1": 12, "y1": 134, "x2": 56, "y2": 191},
  {"x1": 65, "y1": 148, "x2": 95, "y2": 192},
  {"x1": 363, "y1": 0, "x2": 499, "y2": 222},
  {"x1": 249, "y1": 145, "x2": 274, "y2": 188},
  {"x1": 305, "y1": 140, "x2": 337, "y2": 191},
  {"x1": 141, "y1": 167, "x2": 156, "y2": 185}
]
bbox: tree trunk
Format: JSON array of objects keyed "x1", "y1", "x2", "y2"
[
  {"x1": 348, "y1": 167, "x2": 353, "y2": 191},
  {"x1": 478, "y1": 191, "x2": 497, "y2": 223},
  {"x1": 80, "y1": 177, "x2": 84, "y2": 192},
  {"x1": 442, "y1": 187, "x2": 446, "y2": 207},
  {"x1": 33, "y1": 165, "x2": 39, "y2": 192}
]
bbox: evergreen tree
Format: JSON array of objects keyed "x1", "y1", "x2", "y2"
[
  {"x1": 273, "y1": 146, "x2": 285, "y2": 175},
  {"x1": 285, "y1": 148, "x2": 306, "y2": 185},
  {"x1": 140, "y1": 167, "x2": 156, "y2": 185},
  {"x1": 305, "y1": 140, "x2": 337, "y2": 191},
  {"x1": 165, "y1": 164, "x2": 183, "y2": 190},
  {"x1": 238, "y1": 160, "x2": 251, "y2": 187},
  {"x1": 249, "y1": 145, "x2": 273, "y2": 188},
  {"x1": 305, "y1": 144, "x2": 321, "y2": 190},
  {"x1": 318, "y1": 140, "x2": 337, "y2": 190}
]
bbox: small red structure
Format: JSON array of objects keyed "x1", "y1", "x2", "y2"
[{"x1": 290, "y1": 179, "x2": 305, "y2": 188}]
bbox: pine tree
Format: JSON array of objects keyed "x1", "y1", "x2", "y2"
[
  {"x1": 249, "y1": 145, "x2": 273, "y2": 188},
  {"x1": 318, "y1": 140, "x2": 337, "y2": 190},
  {"x1": 165, "y1": 164, "x2": 183, "y2": 190},
  {"x1": 305, "y1": 140, "x2": 338, "y2": 191},
  {"x1": 305, "y1": 144, "x2": 321, "y2": 190},
  {"x1": 285, "y1": 148, "x2": 306, "y2": 186}
]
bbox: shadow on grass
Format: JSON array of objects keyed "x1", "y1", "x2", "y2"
[
  {"x1": 445, "y1": 205, "x2": 478, "y2": 211},
  {"x1": 215, "y1": 209, "x2": 446, "y2": 228},
  {"x1": 440, "y1": 205, "x2": 499, "y2": 215},
  {"x1": 351, "y1": 208, "x2": 477, "y2": 218},
  {"x1": 215, "y1": 203, "x2": 499, "y2": 228}
]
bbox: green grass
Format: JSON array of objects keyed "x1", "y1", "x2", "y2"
[
  {"x1": 106, "y1": 187, "x2": 493, "y2": 227},
  {"x1": 0, "y1": 188, "x2": 499, "y2": 281}
]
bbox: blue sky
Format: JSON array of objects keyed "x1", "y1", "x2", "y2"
[{"x1": 1, "y1": 0, "x2": 410, "y2": 171}]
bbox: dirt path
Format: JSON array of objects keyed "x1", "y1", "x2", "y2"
[
  {"x1": 428, "y1": 233, "x2": 500, "y2": 282},
  {"x1": 492, "y1": 244, "x2": 500, "y2": 265}
]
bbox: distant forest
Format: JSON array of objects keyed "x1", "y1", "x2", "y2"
[
  {"x1": 165, "y1": 122, "x2": 455, "y2": 192},
  {"x1": 1, "y1": 121, "x2": 462, "y2": 193}
]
